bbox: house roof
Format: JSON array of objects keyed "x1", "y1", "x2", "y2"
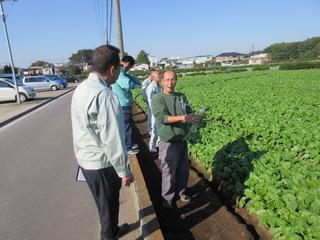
[{"x1": 216, "y1": 52, "x2": 244, "y2": 57}]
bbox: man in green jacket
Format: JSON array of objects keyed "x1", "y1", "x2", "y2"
[{"x1": 151, "y1": 70, "x2": 198, "y2": 208}]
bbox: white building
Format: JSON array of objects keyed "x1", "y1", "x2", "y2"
[
  {"x1": 131, "y1": 63, "x2": 149, "y2": 71},
  {"x1": 158, "y1": 58, "x2": 176, "y2": 69},
  {"x1": 148, "y1": 55, "x2": 159, "y2": 68},
  {"x1": 188, "y1": 55, "x2": 214, "y2": 64},
  {"x1": 249, "y1": 53, "x2": 271, "y2": 65},
  {"x1": 215, "y1": 52, "x2": 245, "y2": 65}
]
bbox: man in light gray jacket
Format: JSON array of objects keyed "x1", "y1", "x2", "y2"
[
  {"x1": 146, "y1": 70, "x2": 162, "y2": 152},
  {"x1": 71, "y1": 45, "x2": 133, "y2": 240}
]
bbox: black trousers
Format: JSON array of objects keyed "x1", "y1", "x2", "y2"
[{"x1": 81, "y1": 166, "x2": 122, "y2": 240}]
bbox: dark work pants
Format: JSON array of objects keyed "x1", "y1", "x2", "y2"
[
  {"x1": 81, "y1": 166, "x2": 122, "y2": 240},
  {"x1": 122, "y1": 106, "x2": 133, "y2": 150},
  {"x1": 159, "y1": 141, "x2": 190, "y2": 202}
]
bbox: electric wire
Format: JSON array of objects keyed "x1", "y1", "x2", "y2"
[
  {"x1": 1, "y1": 0, "x2": 15, "y2": 18},
  {"x1": 92, "y1": 0, "x2": 113, "y2": 44}
]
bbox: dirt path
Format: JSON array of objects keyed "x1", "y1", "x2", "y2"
[{"x1": 131, "y1": 103, "x2": 259, "y2": 240}]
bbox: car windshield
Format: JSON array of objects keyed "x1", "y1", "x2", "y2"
[
  {"x1": 47, "y1": 75, "x2": 60, "y2": 80},
  {"x1": 6, "y1": 79, "x2": 24, "y2": 86}
]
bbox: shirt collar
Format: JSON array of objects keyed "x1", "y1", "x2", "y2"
[{"x1": 88, "y1": 72, "x2": 110, "y2": 88}]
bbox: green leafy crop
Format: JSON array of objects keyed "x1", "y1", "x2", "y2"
[{"x1": 134, "y1": 69, "x2": 320, "y2": 239}]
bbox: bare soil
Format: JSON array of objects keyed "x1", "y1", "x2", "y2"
[{"x1": 131, "y1": 103, "x2": 267, "y2": 240}]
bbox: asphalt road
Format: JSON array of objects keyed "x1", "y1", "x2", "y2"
[{"x1": 0, "y1": 91, "x2": 99, "y2": 240}]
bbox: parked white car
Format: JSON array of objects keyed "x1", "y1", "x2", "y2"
[
  {"x1": 22, "y1": 76, "x2": 63, "y2": 91},
  {"x1": 0, "y1": 78, "x2": 36, "y2": 102}
]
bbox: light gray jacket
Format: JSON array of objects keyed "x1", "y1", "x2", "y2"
[{"x1": 71, "y1": 73, "x2": 130, "y2": 177}]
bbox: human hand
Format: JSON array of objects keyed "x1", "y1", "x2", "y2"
[
  {"x1": 184, "y1": 113, "x2": 200, "y2": 124},
  {"x1": 122, "y1": 174, "x2": 134, "y2": 187}
]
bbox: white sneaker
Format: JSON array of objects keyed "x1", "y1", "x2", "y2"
[
  {"x1": 149, "y1": 147, "x2": 158, "y2": 153},
  {"x1": 127, "y1": 148, "x2": 139, "y2": 155},
  {"x1": 132, "y1": 144, "x2": 139, "y2": 150}
]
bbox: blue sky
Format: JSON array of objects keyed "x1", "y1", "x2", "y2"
[{"x1": 0, "y1": 0, "x2": 319, "y2": 68}]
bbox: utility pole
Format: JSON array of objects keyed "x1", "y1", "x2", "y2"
[
  {"x1": 106, "y1": 0, "x2": 109, "y2": 45},
  {"x1": 113, "y1": 0, "x2": 124, "y2": 59},
  {"x1": 0, "y1": 0, "x2": 20, "y2": 103}
]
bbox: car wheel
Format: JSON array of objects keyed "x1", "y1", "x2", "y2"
[
  {"x1": 17, "y1": 93, "x2": 27, "y2": 102},
  {"x1": 51, "y1": 85, "x2": 58, "y2": 91}
]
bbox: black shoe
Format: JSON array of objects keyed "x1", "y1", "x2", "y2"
[
  {"x1": 118, "y1": 223, "x2": 129, "y2": 238},
  {"x1": 162, "y1": 200, "x2": 174, "y2": 209}
]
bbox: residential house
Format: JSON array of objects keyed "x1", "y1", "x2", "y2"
[
  {"x1": 148, "y1": 55, "x2": 159, "y2": 68},
  {"x1": 174, "y1": 55, "x2": 213, "y2": 68},
  {"x1": 131, "y1": 63, "x2": 149, "y2": 71},
  {"x1": 74, "y1": 63, "x2": 91, "y2": 73},
  {"x1": 158, "y1": 58, "x2": 177, "y2": 69},
  {"x1": 215, "y1": 52, "x2": 245, "y2": 65},
  {"x1": 189, "y1": 55, "x2": 214, "y2": 64},
  {"x1": 23, "y1": 63, "x2": 54, "y2": 75},
  {"x1": 53, "y1": 63, "x2": 66, "y2": 74},
  {"x1": 176, "y1": 60, "x2": 194, "y2": 69},
  {"x1": 249, "y1": 53, "x2": 271, "y2": 65}
]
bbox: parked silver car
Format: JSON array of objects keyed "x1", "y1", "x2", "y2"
[
  {"x1": 22, "y1": 76, "x2": 63, "y2": 91},
  {"x1": 0, "y1": 73, "x2": 23, "y2": 83},
  {"x1": 0, "y1": 78, "x2": 36, "y2": 102}
]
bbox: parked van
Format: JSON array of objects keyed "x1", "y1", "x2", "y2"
[
  {"x1": 0, "y1": 78, "x2": 36, "y2": 102},
  {"x1": 44, "y1": 74, "x2": 68, "y2": 88},
  {"x1": 22, "y1": 76, "x2": 63, "y2": 91}
]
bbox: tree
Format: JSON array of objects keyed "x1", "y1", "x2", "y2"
[
  {"x1": 31, "y1": 60, "x2": 49, "y2": 67},
  {"x1": 65, "y1": 65, "x2": 81, "y2": 75},
  {"x1": 264, "y1": 37, "x2": 320, "y2": 61},
  {"x1": 69, "y1": 49, "x2": 93, "y2": 64},
  {"x1": 3, "y1": 65, "x2": 12, "y2": 73},
  {"x1": 0, "y1": 65, "x2": 18, "y2": 73},
  {"x1": 136, "y1": 50, "x2": 150, "y2": 65}
]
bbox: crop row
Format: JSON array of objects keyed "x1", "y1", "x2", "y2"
[{"x1": 134, "y1": 69, "x2": 320, "y2": 239}]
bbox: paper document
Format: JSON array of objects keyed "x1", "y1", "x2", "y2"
[{"x1": 76, "y1": 166, "x2": 86, "y2": 182}]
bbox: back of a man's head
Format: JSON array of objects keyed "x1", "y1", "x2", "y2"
[
  {"x1": 149, "y1": 68, "x2": 159, "y2": 76},
  {"x1": 149, "y1": 69, "x2": 161, "y2": 80},
  {"x1": 92, "y1": 45, "x2": 120, "y2": 74},
  {"x1": 121, "y1": 55, "x2": 135, "y2": 67}
]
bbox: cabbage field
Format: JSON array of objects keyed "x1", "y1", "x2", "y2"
[{"x1": 133, "y1": 69, "x2": 320, "y2": 240}]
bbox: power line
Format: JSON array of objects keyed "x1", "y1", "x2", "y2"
[
  {"x1": 2, "y1": 0, "x2": 14, "y2": 18},
  {"x1": 92, "y1": 0, "x2": 113, "y2": 45},
  {"x1": 92, "y1": 0, "x2": 104, "y2": 42}
]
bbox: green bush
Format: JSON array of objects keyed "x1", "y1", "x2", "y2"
[
  {"x1": 75, "y1": 73, "x2": 89, "y2": 81},
  {"x1": 129, "y1": 70, "x2": 148, "y2": 77},
  {"x1": 252, "y1": 65, "x2": 270, "y2": 71},
  {"x1": 279, "y1": 61, "x2": 320, "y2": 70}
]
